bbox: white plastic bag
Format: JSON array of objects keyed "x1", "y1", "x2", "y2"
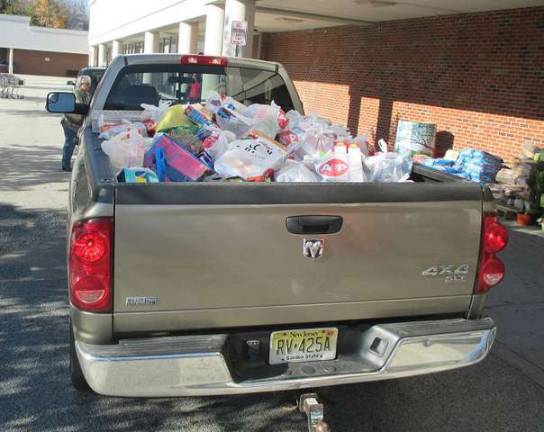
[
  {"x1": 215, "y1": 106, "x2": 253, "y2": 138},
  {"x1": 99, "y1": 121, "x2": 147, "y2": 140},
  {"x1": 214, "y1": 137, "x2": 287, "y2": 179},
  {"x1": 101, "y1": 129, "x2": 146, "y2": 172},
  {"x1": 244, "y1": 102, "x2": 282, "y2": 138},
  {"x1": 205, "y1": 91, "x2": 223, "y2": 114},
  {"x1": 365, "y1": 152, "x2": 412, "y2": 182},
  {"x1": 203, "y1": 128, "x2": 236, "y2": 160},
  {"x1": 140, "y1": 101, "x2": 171, "y2": 122},
  {"x1": 275, "y1": 159, "x2": 320, "y2": 182}
]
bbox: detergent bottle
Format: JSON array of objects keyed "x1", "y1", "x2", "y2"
[
  {"x1": 348, "y1": 144, "x2": 365, "y2": 182},
  {"x1": 333, "y1": 143, "x2": 350, "y2": 182}
]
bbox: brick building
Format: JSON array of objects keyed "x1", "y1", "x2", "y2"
[
  {"x1": 262, "y1": 7, "x2": 544, "y2": 163},
  {"x1": 0, "y1": 14, "x2": 88, "y2": 77},
  {"x1": 88, "y1": 0, "x2": 544, "y2": 162}
]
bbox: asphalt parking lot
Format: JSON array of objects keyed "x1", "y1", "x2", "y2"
[{"x1": 1, "y1": 77, "x2": 543, "y2": 432}]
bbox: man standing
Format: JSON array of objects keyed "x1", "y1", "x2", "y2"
[{"x1": 61, "y1": 75, "x2": 91, "y2": 171}]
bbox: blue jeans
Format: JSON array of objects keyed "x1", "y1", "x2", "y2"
[{"x1": 62, "y1": 121, "x2": 78, "y2": 169}]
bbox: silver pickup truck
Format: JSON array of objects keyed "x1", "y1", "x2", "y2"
[{"x1": 46, "y1": 54, "x2": 508, "y2": 397}]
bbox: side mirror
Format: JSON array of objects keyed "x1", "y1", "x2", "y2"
[
  {"x1": 66, "y1": 80, "x2": 76, "y2": 86},
  {"x1": 46, "y1": 92, "x2": 76, "y2": 113}
]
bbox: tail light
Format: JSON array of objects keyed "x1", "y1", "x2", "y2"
[
  {"x1": 180, "y1": 55, "x2": 228, "y2": 66},
  {"x1": 69, "y1": 218, "x2": 112, "y2": 312},
  {"x1": 475, "y1": 215, "x2": 508, "y2": 293}
]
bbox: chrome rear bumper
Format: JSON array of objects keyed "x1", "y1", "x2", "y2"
[{"x1": 76, "y1": 318, "x2": 495, "y2": 397}]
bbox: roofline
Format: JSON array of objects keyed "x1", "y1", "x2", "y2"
[
  {"x1": 0, "y1": 13, "x2": 31, "y2": 23},
  {"x1": 30, "y1": 26, "x2": 88, "y2": 36},
  {"x1": 0, "y1": 13, "x2": 88, "y2": 36}
]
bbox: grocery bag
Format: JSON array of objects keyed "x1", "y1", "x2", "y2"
[
  {"x1": 214, "y1": 134, "x2": 287, "y2": 180},
  {"x1": 101, "y1": 128, "x2": 146, "y2": 172}
]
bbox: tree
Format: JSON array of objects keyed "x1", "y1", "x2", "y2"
[
  {"x1": 31, "y1": 0, "x2": 68, "y2": 29},
  {"x1": 1, "y1": 0, "x2": 89, "y2": 30},
  {"x1": 59, "y1": 0, "x2": 89, "y2": 30},
  {"x1": 0, "y1": 0, "x2": 32, "y2": 15}
]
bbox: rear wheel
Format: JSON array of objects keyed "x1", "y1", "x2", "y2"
[{"x1": 69, "y1": 321, "x2": 90, "y2": 391}]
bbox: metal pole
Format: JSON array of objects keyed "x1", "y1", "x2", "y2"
[{"x1": 8, "y1": 48, "x2": 14, "y2": 74}]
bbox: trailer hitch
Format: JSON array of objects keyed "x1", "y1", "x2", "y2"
[{"x1": 298, "y1": 393, "x2": 331, "y2": 432}]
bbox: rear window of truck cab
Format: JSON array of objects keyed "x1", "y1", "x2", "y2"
[{"x1": 104, "y1": 64, "x2": 295, "y2": 112}]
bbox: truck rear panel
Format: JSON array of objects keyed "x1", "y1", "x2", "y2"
[{"x1": 112, "y1": 182, "x2": 483, "y2": 333}]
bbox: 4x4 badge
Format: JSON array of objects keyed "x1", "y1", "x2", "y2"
[
  {"x1": 303, "y1": 239, "x2": 324, "y2": 259},
  {"x1": 422, "y1": 264, "x2": 469, "y2": 283}
]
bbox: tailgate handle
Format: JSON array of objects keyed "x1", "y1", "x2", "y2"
[{"x1": 286, "y1": 215, "x2": 343, "y2": 235}]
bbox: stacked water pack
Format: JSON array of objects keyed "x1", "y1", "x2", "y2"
[{"x1": 453, "y1": 149, "x2": 503, "y2": 184}]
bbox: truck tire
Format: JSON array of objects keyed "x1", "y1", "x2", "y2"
[{"x1": 70, "y1": 321, "x2": 90, "y2": 391}]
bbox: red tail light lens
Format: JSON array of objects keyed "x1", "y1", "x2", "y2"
[
  {"x1": 483, "y1": 216, "x2": 509, "y2": 253},
  {"x1": 69, "y1": 219, "x2": 112, "y2": 312},
  {"x1": 479, "y1": 258, "x2": 505, "y2": 289},
  {"x1": 475, "y1": 215, "x2": 507, "y2": 294},
  {"x1": 180, "y1": 55, "x2": 228, "y2": 66}
]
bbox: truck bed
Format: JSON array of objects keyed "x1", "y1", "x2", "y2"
[{"x1": 76, "y1": 128, "x2": 484, "y2": 335}]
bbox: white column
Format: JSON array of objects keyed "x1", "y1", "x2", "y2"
[
  {"x1": 89, "y1": 46, "x2": 96, "y2": 66},
  {"x1": 144, "y1": 31, "x2": 160, "y2": 54},
  {"x1": 191, "y1": 22, "x2": 200, "y2": 53},
  {"x1": 8, "y1": 48, "x2": 14, "y2": 74},
  {"x1": 178, "y1": 22, "x2": 192, "y2": 54},
  {"x1": 111, "y1": 40, "x2": 121, "y2": 59},
  {"x1": 204, "y1": 4, "x2": 224, "y2": 56},
  {"x1": 222, "y1": 0, "x2": 255, "y2": 58},
  {"x1": 98, "y1": 43, "x2": 107, "y2": 66}
]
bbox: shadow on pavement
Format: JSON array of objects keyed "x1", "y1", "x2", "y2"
[
  {"x1": 0, "y1": 144, "x2": 67, "y2": 192},
  {"x1": 1, "y1": 207, "x2": 543, "y2": 431},
  {"x1": 0, "y1": 108, "x2": 60, "y2": 118}
]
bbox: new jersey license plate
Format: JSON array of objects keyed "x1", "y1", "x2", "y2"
[{"x1": 269, "y1": 328, "x2": 338, "y2": 365}]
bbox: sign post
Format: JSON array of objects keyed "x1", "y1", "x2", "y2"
[{"x1": 230, "y1": 20, "x2": 248, "y2": 57}]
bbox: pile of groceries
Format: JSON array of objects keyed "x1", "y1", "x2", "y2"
[
  {"x1": 98, "y1": 91, "x2": 413, "y2": 184},
  {"x1": 418, "y1": 149, "x2": 504, "y2": 184}
]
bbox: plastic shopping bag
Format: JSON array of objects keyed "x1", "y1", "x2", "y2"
[
  {"x1": 275, "y1": 159, "x2": 320, "y2": 182},
  {"x1": 215, "y1": 106, "x2": 253, "y2": 138},
  {"x1": 365, "y1": 152, "x2": 412, "y2": 182},
  {"x1": 101, "y1": 129, "x2": 146, "y2": 172},
  {"x1": 214, "y1": 135, "x2": 287, "y2": 180},
  {"x1": 99, "y1": 121, "x2": 147, "y2": 140},
  {"x1": 140, "y1": 100, "x2": 172, "y2": 122},
  {"x1": 243, "y1": 102, "x2": 282, "y2": 138},
  {"x1": 155, "y1": 105, "x2": 192, "y2": 132},
  {"x1": 202, "y1": 128, "x2": 236, "y2": 160}
]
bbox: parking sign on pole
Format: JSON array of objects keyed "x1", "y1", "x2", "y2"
[{"x1": 231, "y1": 20, "x2": 248, "y2": 48}]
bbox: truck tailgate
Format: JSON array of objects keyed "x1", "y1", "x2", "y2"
[{"x1": 112, "y1": 183, "x2": 482, "y2": 333}]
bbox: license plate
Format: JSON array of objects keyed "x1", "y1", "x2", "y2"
[{"x1": 269, "y1": 328, "x2": 338, "y2": 365}]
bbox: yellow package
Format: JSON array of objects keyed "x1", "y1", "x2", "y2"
[{"x1": 156, "y1": 105, "x2": 192, "y2": 132}]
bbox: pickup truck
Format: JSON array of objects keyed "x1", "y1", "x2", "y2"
[{"x1": 46, "y1": 54, "x2": 508, "y2": 397}]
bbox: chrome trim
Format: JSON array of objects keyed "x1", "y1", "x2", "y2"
[{"x1": 76, "y1": 318, "x2": 495, "y2": 397}]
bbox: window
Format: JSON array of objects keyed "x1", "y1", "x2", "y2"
[{"x1": 104, "y1": 64, "x2": 295, "y2": 112}]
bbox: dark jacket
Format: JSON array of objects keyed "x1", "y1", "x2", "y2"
[{"x1": 62, "y1": 88, "x2": 91, "y2": 131}]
